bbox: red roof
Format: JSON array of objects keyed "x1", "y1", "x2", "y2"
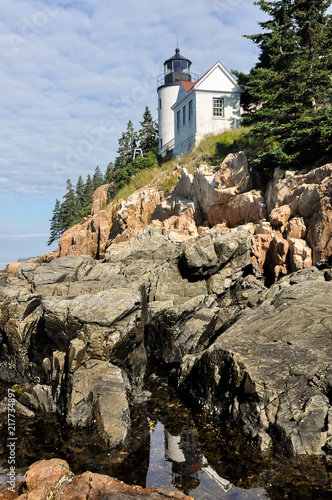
[{"x1": 181, "y1": 81, "x2": 196, "y2": 93}]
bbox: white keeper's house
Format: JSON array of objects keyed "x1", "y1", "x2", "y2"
[{"x1": 157, "y1": 48, "x2": 242, "y2": 157}]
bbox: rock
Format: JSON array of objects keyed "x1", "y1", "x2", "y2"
[
  {"x1": 251, "y1": 233, "x2": 273, "y2": 272},
  {"x1": 57, "y1": 205, "x2": 113, "y2": 260},
  {"x1": 41, "y1": 286, "x2": 141, "y2": 353},
  {"x1": 255, "y1": 221, "x2": 274, "y2": 236},
  {"x1": 180, "y1": 229, "x2": 251, "y2": 279},
  {"x1": 266, "y1": 164, "x2": 332, "y2": 265},
  {"x1": 0, "y1": 397, "x2": 34, "y2": 418},
  {"x1": 172, "y1": 167, "x2": 195, "y2": 199},
  {"x1": 91, "y1": 184, "x2": 110, "y2": 215},
  {"x1": 31, "y1": 255, "x2": 95, "y2": 294},
  {"x1": 279, "y1": 266, "x2": 325, "y2": 286},
  {"x1": 282, "y1": 216, "x2": 307, "y2": 239},
  {"x1": 223, "y1": 190, "x2": 266, "y2": 227},
  {"x1": 265, "y1": 233, "x2": 289, "y2": 280},
  {"x1": 109, "y1": 187, "x2": 164, "y2": 245},
  {"x1": 18, "y1": 458, "x2": 72, "y2": 500},
  {"x1": 214, "y1": 152, "x2": 252, "y2": 192},
  {"x1": 5, "y1": 263, "x2": 21, "y2": 277},
  {"x1": 14, "y1": 459, "x2": 193, "y2": 500},
  {"x1": 0, "y1": 283, "x2": 42, "y2": 383},
  {"x1": 191, "y1": 163, "x2": 266, "y2": 227},
  {"x1": 180, "y1": 280, "x2": 332, "y2": 455},
  {"x1": 306, "y1": 175, "x2": 332, "y2": 265},
  {"x1": 288, "y1": 238, "x2": 312, "y2": 272},
  {"x1": 269, "y1": 205, "x2": 292, "y2": 227},
  {"x1": 146, "y1": 295, "x2": 220, "y2": 365},
  {"x1": 57, "y1": 185, "x2": 163, "y2": 260},
  {"x1": 29, "y1": 384, "x2": 56, "y2": 412},
  {"x1": 67, "y1": 360, "x2": 130, "y2": 447},
  {"x1": 160, "y1": 205, "x2": 198, "y2": 236}
]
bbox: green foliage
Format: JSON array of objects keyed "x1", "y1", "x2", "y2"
[
  {"x1": 75, "y1": 175, "x2": 85, "y2": 211},
  {"x1": 48, "y1": 105, "x2": 160, "y2": 245},
  {"x1": 47, "y1": 199, "x2": 62, "y2": 246},
  {"x1": 138, "y1": 106, "x2": 159, "y2": 153},
  {"x1": 61, "y1": 179, "x2": 76, "y2": 230},
  {"x1": 114, "y1": 120, "x2": 138, "y2": 170},
  {"x1": 92, "y1": 166, "x2": 104, "y2": 190},
  {"x1": 173, "y1": 127, "x2": 257, "y2": 173},
  {"x1": 235, "y1": 0, "x2": 332, "y2": 179},
  {"x1": 104, "y1": 162, "x2": 114, "y2": 183},
  {"x1": 108, "y1": 152, "x2": 159, "y2": 199}
]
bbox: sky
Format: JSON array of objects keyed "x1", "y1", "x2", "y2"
[{"x1": 0, "y1": 0, "x2": 270, "y2": 268}]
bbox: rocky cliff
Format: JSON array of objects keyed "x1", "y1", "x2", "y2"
[
  {"x1": 1, "y1": 153, "x2": 332, "y2": 462},
  {"x1": 36, "y1": 153, "x2": 331, "y2": 282}
]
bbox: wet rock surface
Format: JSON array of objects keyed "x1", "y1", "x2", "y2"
[
  {"x1": 1, "y1": 225, "x2": 332, "y2": 459},
  {"x1": 2, "y1": 458, "x2": 194, "y2": 500},
  {"x1": 179, "y1": 279, "x2": 332, "y2": 455},
  {"x1": 1, "y1": 155, "x2": 332, "y2": 499}
]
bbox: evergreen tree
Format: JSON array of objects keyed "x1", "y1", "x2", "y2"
[
  {"x1": 47, "y1": 199, "x2": 63, "y2": 246},
  {"x1": 61, "y1": 179, "x2": 76, "y2": 230},
  {"x1": 75, "y1": 175, "x2": 85, "y2": 211},
  {"x1": 235, "y1": 0, "x2": 332, "y2": 178},
  {"x1": 104, "y1": 162, "x2": 114, "y2": 183},
  {"x1": 138, "y1": 106, "x2": 159, "y2": 154},
  {"x1": 114, "y1": 120, "x2": 138, "y2": 170},
  {"x1": 83, "y1": 174, "x2": 94, "y2": 207},
  {"x1": 92, "y1": 165, "x2": 104, "y2": 190}
]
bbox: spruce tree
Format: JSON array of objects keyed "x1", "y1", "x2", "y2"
[
  {"x1": 47, "y1": 199, "x2": 63, "y2": 245},
  {"x1": 92, "y1": 166, "x2": 104, "y2": 190},
  {"x1": 61, "y1": 179, "x2": 76, "y2": 230},
  {"x1": 75, "y1": 175, "x2": 85, "y2": 212},
  {"x1": 114, "y1": 120, "x2": 138, "y2": 170},
  {"x1": 83, "y1": 174, "x2": 94, "y2": 207},
  {"x1": 235, "y1": 0, "x2": 332, "y2": 177},
  {"x1": 104, "y1": 162, "x2": 114, "y2": 183},
  {"x1": 138, "y1": 106, "x2": 159, "y2": 154}
]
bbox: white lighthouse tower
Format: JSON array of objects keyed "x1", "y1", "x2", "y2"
[{"x1": 157, "y1": 48, "x2": 198, "y2": 156}]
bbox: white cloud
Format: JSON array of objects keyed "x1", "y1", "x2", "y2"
[
  {"x1": 0, "y1": 0, "x2": 284, "y2": 264},
  {"x1": 1, "y1": 0, "x2": 264, "y2": 195}
]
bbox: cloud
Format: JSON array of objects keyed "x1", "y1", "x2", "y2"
[
  {"x1": 0, "y1": 0, "x2": 267, "y2": 196},
  {"x1": 0, "y1": 0, "x2": 296, "y2": 264}
]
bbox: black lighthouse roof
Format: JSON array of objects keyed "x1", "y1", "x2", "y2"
[{"x1": 164, "y1": 48, "x2": 192, "y2": 65}]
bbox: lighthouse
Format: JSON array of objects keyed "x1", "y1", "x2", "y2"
[{"x1": 157, "y1": 48, "x2": 198, "y2": 156}]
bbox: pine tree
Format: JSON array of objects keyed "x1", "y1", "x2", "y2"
[
  {"x1": 104, "y1": 162, "x2": 114, "y2": 183},
  {"x1": 92, "y1": 165, "x2": 104, "y2": 190},
  {"x1": 61, "y1": 179, "x2": 77, "y2": 230},
  {"x1": 75, "y1": 175, "x2": 85, "y2": 212},
  {"x1": 235, "y1": 0, "x2": 332, "y2": 177},
  {"x1": 83, "y1": 174, "x2": 94, "y2": 207},
  {"x1": 138, "y1": 106, "x2": 159, "y2": 154},
  {"x1": 114, "y1": 120, "x2": 138, "y2": 170},
  {"x1": 47, "y1": 199, "x2": 63, "y2": 246}
]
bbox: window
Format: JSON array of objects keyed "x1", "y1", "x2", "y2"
[
  {"x1": 213, "y1": 97, "x2": 224, "y2": 117},
  {"x1": 159, "y1": 98, "x2": 162, "y2": 110},
  {"x1": 183, "y1": 105, "x2": 186, "y2": 125},
  {"x1": 189, "y1": 100, "x2": 193, "y2": 121},
  {"x1": 177, "y1": 110, "x2": 181, "y2": 130},
  {"x1": 159, "y1": 139, "x2": 162, "y2": 149}
]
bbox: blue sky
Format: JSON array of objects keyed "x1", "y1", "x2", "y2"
[{"x1": 0, "y1": 0, "x2": 270, "y2": 267}]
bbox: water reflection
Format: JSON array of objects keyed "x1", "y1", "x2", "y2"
[
  {"x1": 146, "y1": 420, "x2": 269, "y2": 500},
  {"x1": 0, "y1": 379, "x2": 331, "y2": 500}
]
